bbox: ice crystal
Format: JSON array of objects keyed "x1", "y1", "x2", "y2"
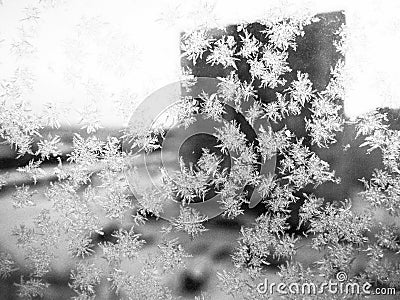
[
  {"x1": 215, "y1": 120, "x2": 247, "y2": 154},
  {"x1": 3, "y1": 7, "x2": 393, "y2": 300},
  {"x1": 180, "y1": 66, "x2": 197, "y2": 92},
  {"x1": 68, "y1": 236, "x2": 95, "y2": 258},
  {"x1": 0, "y1": 96, "x2": 41, "y2": 157},
  {"x1": 206, "y1": 35, "x2": 238, "y2": 69},
  {"x1": 172, "y1": 206, "x2": 208, "y2": 237},
  {"x1": 181, "y1": 29, "x2": 213, "y2": 65},
  {"x1": 0, "y1": 252, "x2": 17, "y2": 279},
  {"x1": 238, "y1": 29, "x2": 260, "y2": 59},
  {"x1": 233, "y1": 213, "x2": 298, "y2": 270},
  {"x1": 334, "y1": 23, "x2": 347, "y2": 56},
  {"x1": 355, "y1": 110, "x2": 388, "y2": 138},
  {"x1": 244, "y1": 100, "x2": 264, "y2": 126},
  {"x1": 79, "y1": 103, "x2": 103, "y2": 134},
  {"x1": 97, "y1": 176, "x2": 133, "y2": 220},
  {"x1": 249, "y1": 45, "x2": 291, "y2": 89},
  {"x1": 12, "y1": 184, "x2": 37, "y2": 208},
  {"x1": 196, "y1": 148, "x2": 223, "y2": 176},
  {"x1": 261, "y1": 13, "x2": 317, "y2": 51},
  {"x1": 101, "y1": 227, "x2": 145, "y2": 265},
  {"x1": 36, "y1": 134, "x2": 61, "y2": 159},
  {"x1": 17, "y1": 160, "x2": 46, "y2": 184},
  {"x1": 257, "y1": 125, "x2": 293, "y2": 161},
  {"x1": 257, "y1": 173, "x2": 277, "y2": 198},
  {"x1": 67, "y1": 134, "x2": 103, "y2": 167},
  {"x1": 323, "y1": 59, "x2": 346, "y2": 100},
  {"x1": 287, "y1": 71, "x2": 315, "y2": 106},
  {"x1": 219, "y1": 191, "x2": 249, "y2": 219},
  {"x1": 41, "y1": 102, "x2": 63, "y2": 129},
  {"x1": 157, "y1": 237, "x2": 191, "y2": 273},
  {"x1": 217, "y1": 71, "x2": 256, "y2": 111},
  {"x1": 122, "y1": 121, "x2": 162, "y2": 153},
  {"x1": 14, "y1": 276, "x2": 49, "y2": 299},
  {"x1": 69, "y1": 262, "x2": 102, "y2": 298},
  {"x1": 167, "y1": 157, "x2": 210, "y2": 205},
  {"x1": 307, "y1": 199, "x2": 371, "y2": 249},
  {"x1": 176, "y1": 96, "x2": 199, "y2": 128},
  {"x1": 200, "y1": 91, "x2": 225, "y2": 121}
]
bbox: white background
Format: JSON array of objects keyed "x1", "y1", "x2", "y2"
[{"x1": 0, "y1": 0, "x2": 399, "y2": 126}]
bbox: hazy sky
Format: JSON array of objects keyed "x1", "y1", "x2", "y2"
[{"x1": 1, "y1": 0, "x2": 400, "y2": 126}]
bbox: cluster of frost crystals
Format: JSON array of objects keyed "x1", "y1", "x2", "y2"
[
  {"x1": 0, "y1": 1, "x2": 196, "y2": 299},
  {"x1": 0, "y1": 5, "x2": 78, "y2": 293},
  {"x1": 306, "y1": 93, "x2": 344, "y2": 147},
  {"x1": 106, "y1": 235, "x2": 190, "y2": 300},
  {"x1": 232, "y1": 213, "x2": 298, "y2": 271},
  {"x1": 14, "y1": 277, "x2": 49, "y2": 299},
  {"x1": 0, "y1": 74, "x2": 41, "y2": 157},
  {"x1": 304, "y1": 25, "x2": 347, "y2": 148},
  {"x1": 249, "y1": 45, "x2": 292, "y2": 89},
  {"x1": 0, "y1": 252, "x2": 17, "y2": 279},
  {"x1": 329, "y1": 108, "x2": 400, "y2": 289},
  {"x1": 122, "y1": 120, "x2": 163, "y2": 153},
  {"x1": 173, "y1": 10, "x2": 394, "y2": 300},
  {"x1": 69, "y1": 262, "x2": 102, "y2": 299},
  {"x1": 172, "y1": 206, "x2": 208, "y2": 238},
  {"x1": 260, "y1": 11, "x2": 319, "y2": 51},
  {"x1": 181, "y1": 29, "x2": 214, "y2": 65},
  {"x1": 3, "y1": 2, "x2": 399, "y2": 299},
  {"x1": 206, "y1": 35, "x2": 238, "y2": 69},
  {"x1": 358, "y1": 110, "x2": 400, "y2": 215},
  {"x1": 217, "y1": 71, "x2": 257, "y2": 112}
]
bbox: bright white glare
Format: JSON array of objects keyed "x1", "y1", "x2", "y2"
[{"x1": 0, "y1": 0, "x2": 400, "y2": 126}]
